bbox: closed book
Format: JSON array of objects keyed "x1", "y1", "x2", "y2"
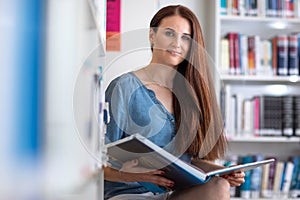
[
  {"x1": 294, "y1": 96, "x2": 300, "y2": 136},
  {"x1": 254, "y1": 35, "x2": 261, "y2": 75},
  {"x1": 240, "y1": 156, "x2": 253, "y2": 199},
  {"x1": 291, "y1": 157, "x2": 300, "y2": 198},
  {"x1": 259, "y1": 96, "x2": 283, "y2": 136},
  {"x1": 277, "y1": 35, "x2": 289, "y2": 76},
  {"x1": 266, "y1": 0, "x2": 278, "y2": 17},
  {"x1": 273, "y1": 161, "x2": 284, "y2": 198},
  {"x1": 281, "y1": 161, "x2": 295, "y2": 198},
  {"x1": 260, "y1": 40, "x2": 272, "y2": 75},
  {"x1": 226, "y1": 33, "x2": 236, "y2": 75},
  {"x1": 282, "y1": 95, "x2": 294, "y2": 136},
  {"x1": 234, "y1": 33, "x2": 241, "y2": 75},
  {"x1": 220, "y1": 0, "x2": 228, "y2": 15},
  {"x1": 272, "y1": 37, "x2": 278, "y2": 75},
  {"x1": 240, "y1": 34, "x2": 249, "y2": 75},
  {"x1": 261, "y1": 163, "x2": 270, "y2": 198},
  {"x1": 289, "y1": 156, "x2": 300, "y2": 195},
  {"x1": 250, "y1": 154, "x2": 264, "y2": 198},
  {"x1": 257, "y1": 0, "x2": 266, "y2": 17},
  {"x1": 248, "y1": 36, "x2": 256, "y2": 75},
  {"x1": 288, "y1": 35, "x2": 299, "y2": 75},
  {"x1": 284, "y1": 0, "x2": 295, "y2": 18},
  {"x1": 220, "y1": 38, "x2": 230, "y2": 74},
  {"x1": 267, "y1": 157, "x2": 277, "y2": 197}
]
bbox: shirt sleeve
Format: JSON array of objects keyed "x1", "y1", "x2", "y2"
[{"x1": 105, "y1": 78, "x2": 128, "y2": 143}]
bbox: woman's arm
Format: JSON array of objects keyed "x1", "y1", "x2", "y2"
[{"x1": 104, "y1": 160, "x2": 175, "y2": 188}]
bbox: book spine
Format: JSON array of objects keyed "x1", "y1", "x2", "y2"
[
  {"x1": 285, "y1": 0, "x2": 295, "y2": 18},
  {"x1": 254, "y1": 96, "x2": 260, "y2": 136},
  {"x1": 224, "y1": 155, "x2": 239, "y2": 197},
  {"x1": 248, "y1": 36, "x2": 256, "y2": 75},
  {"x1": 220, "y1": 38, "x2": 230, "y2": 74},
  {"x1": 254, "y1": 35, "x2": 261, "y2": 75},
  {"x1": 282, "y1": 95, "x2": 294, "y2": 136},
  {"x1": 294, "y1": 96, "x2": 300, "y2": 136},
  {"x1": 250, "y1": 154, "x2": 264, "y2": 198},
  {"x1": 289, "y1": 156, "x2": 300, "y2": 196},
  {"x1": 278, "y1": 0, "x2": 284, "y2": 17},
  {"x1": 240, "y1": 156, "x2": 253, "y2": 198},
  {"x1": 240, "y1": 34, "x2": 249, "y2": 75},
  {"x1": 258, "y1": 0, "x2": 266, "y2": 17},
  {"x1": 220, "y1": 0, "x2": 228, "y2": 15},
  {"x1": 272, "y1": 37, "x2": 278, "y2": 75},
  {"x1": 281, "y1": 161, "x2": 295, "y2": 198},
  {"x1": 288, "y1": 35, "x2": 299, "y2": 75},
  {"x1": 261, "y1": 163, "x2": 270, "y2": 198},
  {"x1": 277, "y1": 35, "x2": 289, "y2": 76},
  {"x1": 227, "y1": 33, "x2": 236, "y2": 75},
  {"x1": 267, "y1": 157, "x2": 277, "y2": 197},
  {"x1": 267, "y1": 0, "x2": 278, "y2": 17},
  {"x1": 273, "y1": 161, "x2": 284, "y2": 198},
  {"x1": 234, "y1": 33, "x2": 241, "y2": 75}
]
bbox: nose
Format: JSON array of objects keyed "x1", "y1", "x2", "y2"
[{"x1": 172, "y1": 34, "x2": 181, "y2": 48}]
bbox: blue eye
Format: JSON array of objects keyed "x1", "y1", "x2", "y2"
[
  {"x1": 182, "y1": 35, "x2": 191, "y2": 41},
  {"x1": 165, "y1": 30, "x2": 175, "y2": 37}
]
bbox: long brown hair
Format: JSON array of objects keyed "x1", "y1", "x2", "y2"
[{"x1": 150, "y1": 5, "x2": 227, "y2": 160}]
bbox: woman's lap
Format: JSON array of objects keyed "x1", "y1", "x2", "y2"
[{"x1": 108, "y1": 192, "x2": 170, "y2": 200}]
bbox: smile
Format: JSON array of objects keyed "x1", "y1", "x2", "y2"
[{"x1": 167, "y1": 50, "x2": 181, "y2": 56}]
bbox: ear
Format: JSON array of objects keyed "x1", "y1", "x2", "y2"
[{"x1": 149, "y1": 28, "x2": 155, "y2": 44}]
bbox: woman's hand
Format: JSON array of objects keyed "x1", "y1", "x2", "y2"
[
  {"x1": 119, "y1": 159, "x2": 175, "y2": 188},
  {"x1": 221, "y1": 171, "x2": 245, "y2": 187}
]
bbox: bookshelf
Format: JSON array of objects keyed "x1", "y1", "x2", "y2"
[{"x1": 202, "y1": 0, "x2": 300, "y2": 199}]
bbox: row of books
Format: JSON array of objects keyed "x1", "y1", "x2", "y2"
[
  {"x1": 221, "y1": 90, "x2": 300, "y2": 137},
  {"x1": 220, "y1": 0, "x2": 300, "y2": 18},
  {"x1": 220, "y1": 32, "x2": 300, "y2": 76},
  {"x1": 220, "y1": 154, "x2": 300, "y2": 198}
]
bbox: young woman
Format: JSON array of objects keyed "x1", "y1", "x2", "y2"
[{"x1": 104, "y1": 5, "x2": 245, "y2": 200}]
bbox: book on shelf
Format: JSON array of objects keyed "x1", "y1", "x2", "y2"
[
  {"x1": 105, "y1": 133, "x2": 275, "y2": 193},
  {"x1": 288, "y1": 34, "x2": 299, "y2": 75},
  {"x1": 220, "y1": 0, "x2": 300, "y2": 18},
  {"x1": 250, "y1": 154, "x2": 264, "y2": 198},
  {"x1": 239, "y1": 155, "x2": 253, "y2": 198},
  {"x1": 219, "y1": 32, "x2": 300, "y2": 77},
  {"x1": 295, "y1": 96, "x2": 300, "y2": 136},
  {"x1": 277, "y1": 34, "x2": 289, "y2": 76},
  {"x1": 222, "y1": 93, "x2": 300, "y2": 137},
  {"x1": 225, "y1": 155, "x2": 300, "y2": 198}
]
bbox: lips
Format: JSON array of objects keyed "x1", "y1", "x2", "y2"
[{"x1": 167, "y1": 49, "x2": 181, "y2": 56}]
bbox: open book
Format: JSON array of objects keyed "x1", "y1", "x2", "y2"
[{"x1": 106, "y1": 133, "x2": 275, "y2": 193}]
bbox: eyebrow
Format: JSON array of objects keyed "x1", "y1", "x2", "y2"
[{"x1": 165, "y1": 28, "x2": 191, "y2": 36}]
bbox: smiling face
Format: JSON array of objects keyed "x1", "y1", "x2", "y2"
[{"x1": 150, "y1": 15, "x2": 192, "y2": 68}]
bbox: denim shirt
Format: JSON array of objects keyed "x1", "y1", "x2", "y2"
[{"x1": 104, "y1": 72, "x2": 191, "y2": 199}]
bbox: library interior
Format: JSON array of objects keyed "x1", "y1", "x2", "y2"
[{"x1": 1, "y1": 0, "x2": 300, "y2": 199}]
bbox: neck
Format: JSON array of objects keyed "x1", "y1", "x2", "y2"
[{"x1": 144, "y1": 63, "x2": 177, "y2": 88}]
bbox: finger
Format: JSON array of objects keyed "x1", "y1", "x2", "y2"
[
  {"x1": 226, "y1": 178, "x2": 245, "y2": 186},
  {"x1": 140, "y1": 174, "x2": 174, "y2": 188},
  {"x1": 231, "y1": 172, "x2": 245, "y2": 178}
]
